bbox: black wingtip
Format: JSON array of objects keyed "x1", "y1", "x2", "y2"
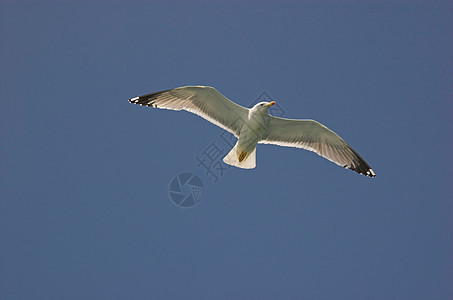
[
  {"x1": 344, "y1": 146, "x2": 376, "y2": 178},
  {"x1": 128, "y1": 89, "x2": 173, "y2": 107},
  {"x1": 129, "y1": 96, "x2": 140, "y2": 103},
  {"x1": 353, "y1": 166, "x2": 376, "y2": 178}
]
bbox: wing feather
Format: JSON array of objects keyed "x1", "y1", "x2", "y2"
[
  {"x1": 129, "y1": 86, "x2": 249, "y2": 137},
  {"x1": 261, "y1": 116, "x2": 376, "y2": 177}
]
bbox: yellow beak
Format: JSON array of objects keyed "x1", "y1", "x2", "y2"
[{"x1": 267, "y1": 101, "x2": 276, "y2": 107}]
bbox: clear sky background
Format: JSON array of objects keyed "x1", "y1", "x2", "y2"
[{"x1": 1, "y1": 1, "x2": 452, "y2": 299}]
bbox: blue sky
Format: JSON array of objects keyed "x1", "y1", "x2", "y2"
[{"x1": 1, "y1": 1, "x2": 452, "y2": 299}]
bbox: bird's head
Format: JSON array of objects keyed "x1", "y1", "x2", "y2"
[{"x1": 251, "y1": 101, "x2": 276, "y2": 113}]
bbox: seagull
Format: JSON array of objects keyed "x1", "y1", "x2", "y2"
[{"x1": 129, "y1": 86, "x2": 376, "y2": 177}]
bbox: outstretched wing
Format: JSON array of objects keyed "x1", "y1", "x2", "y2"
[
  {"x1": 261, "y1": 116, "x2": 376, "y2": 177},
  {"x1": 129, "y1": 86, "x2": 249, "y2": 137}
]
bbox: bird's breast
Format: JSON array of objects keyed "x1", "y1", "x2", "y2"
[{"x1": 237, "y1": 114, "x2": 269, "y2": 151}]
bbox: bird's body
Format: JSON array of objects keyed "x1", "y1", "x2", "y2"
[
  {"x1": 223, "y1": 101, "x2": 274, "y2": 168},
  {"x1": 129, "y1": 86, "x2": 376, "y2": 177}
]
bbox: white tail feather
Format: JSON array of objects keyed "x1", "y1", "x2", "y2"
[{"x1": 223, "y1": 142, "x2": 256, "y2": 169}]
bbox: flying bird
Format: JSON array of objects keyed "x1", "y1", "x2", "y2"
[{"x1": 129, "y1": 86, "x2": 376, "y2": 177}]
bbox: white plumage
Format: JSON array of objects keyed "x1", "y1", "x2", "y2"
[{"x1": 129, "y1": 86, "x2": 375, "y2": 177}]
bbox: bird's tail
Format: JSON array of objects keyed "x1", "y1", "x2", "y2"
[{"x1": 223, "y1": 142, "x2": 256, "y2": 169}]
